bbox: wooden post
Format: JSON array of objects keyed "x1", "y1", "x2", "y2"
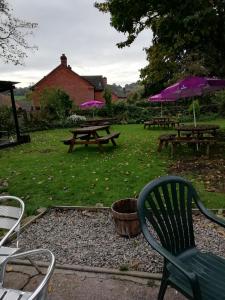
[{"x1": 10, "y1": 87, "x2": 20, "y2": 143}]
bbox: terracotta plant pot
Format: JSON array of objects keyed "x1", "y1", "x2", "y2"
[{"x1": 111, "y1": 198, "x2": 141, "y2": 237}]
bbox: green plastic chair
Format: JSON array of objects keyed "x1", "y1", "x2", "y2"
[{"x1": 137, "y1": 175, "x2": 225, "y2": 300}]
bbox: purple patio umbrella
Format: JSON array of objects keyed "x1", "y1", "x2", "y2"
[
  {"x1": 158, "y1": 76, "x2": 225, "y2": 126},
  {"x1": 149, "y1": 93, "x2": 176, "y2": 117},
  {"x1": 149, "y1": 93, "x2": 176, "y2": 102},
  {"x1": 161, "y1": 76, "x2": 225, "y2": 99},
  {"x1": 80, "y1": 100, "x2": 104, "y2": 117},
  {"x1": 80, "y1": 100, "x2": 104, "y2": 109}
]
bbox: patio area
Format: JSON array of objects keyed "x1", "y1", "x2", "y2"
[
  {"x1": 11, "y1": 208, "x2": 225, "y2": 273},
  {"x1": 4, "y1": 263, "x2": 185, "y2": 299}
]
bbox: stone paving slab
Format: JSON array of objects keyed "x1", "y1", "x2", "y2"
[{"x1": 3, "y1": 264, "x2": 186, "y2": 299}]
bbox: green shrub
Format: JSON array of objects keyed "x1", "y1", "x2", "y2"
[
  {"x1": 40, "y1": 88, "x2": 73, "y2": 120},
  {"x1": 0, "y1": 105, "x2": 15, "y2": 133},
  {"x1": 112, "y1": 101, "x2": 127, "y2": 116}
]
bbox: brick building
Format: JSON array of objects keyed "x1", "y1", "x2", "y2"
[{"x1": 32, "y1": 54, "x2": 118, "y2": 109}]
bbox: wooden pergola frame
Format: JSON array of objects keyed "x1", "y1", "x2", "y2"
[{"x1": 0, "y1": 80, "x2": 21, "y2": 147}]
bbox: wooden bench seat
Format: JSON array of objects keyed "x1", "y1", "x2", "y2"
[
  {"x1": 144, "y1": 121, "x2": 154, "y2": 129},
  {"x1": 144, "y1": 120, "x2": 178, "y2": 129},
  {"x1": 158, "y1": 134, "x2": 176, "y2": 152},
  {"x1": 171, "y1": 137, "x2": 216, "y2": 144},
  {"x1": 63, "y1": 138, "x2": 73, "y2": 145},
  {"x1": 171, "y1": 137, "x2": 216, "y2": 157},
  {"x1": 62, "y1": 134, "x2": 89, "y2": 145},
  {"x1": 96, "y1": 132, "x2": 120, "y2": 145},
  {"x1": 81, "y1": 118, "x2": 117, "y2": 127}
]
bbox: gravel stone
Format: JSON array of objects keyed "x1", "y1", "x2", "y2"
[{"x1": 12, "y1": 209, "x2": 225, "y2": 273}]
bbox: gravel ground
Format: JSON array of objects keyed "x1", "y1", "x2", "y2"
[{"x1": 13, "y1": 209, "x2": 225, "y2": 273}]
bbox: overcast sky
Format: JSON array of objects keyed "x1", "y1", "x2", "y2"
[{"x1": 1, "y1": 1, "x2": 152, "y2": 88}]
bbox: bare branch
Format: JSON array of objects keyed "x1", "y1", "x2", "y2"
[{"x1": 0, "y1": 0, "x2": 38, "y2": 65}]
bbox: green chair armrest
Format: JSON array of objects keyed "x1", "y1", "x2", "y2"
[
  {"x1": 142, "y1": 227, "x2": 201, "y2": 298},
  {"x1": 197, "y1": 199, "x2": 225, "y2": 229}
]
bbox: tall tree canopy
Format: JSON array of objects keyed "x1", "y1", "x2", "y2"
[
  {"x1": 0, "y1": 0, "x2": 37, "y2": 65},
  {"x1": 95, "y1": 0, "x2": 225, "y2": 94}
]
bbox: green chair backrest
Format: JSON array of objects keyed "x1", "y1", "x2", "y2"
[{"x1": 138, "y1": 176, "x2": 197, "y2": 255}]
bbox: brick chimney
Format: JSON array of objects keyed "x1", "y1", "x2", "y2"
[{"x1": 60, "y1": 54, "x2": 67, "y2": 67}]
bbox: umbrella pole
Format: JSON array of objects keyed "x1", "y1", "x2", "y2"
[
  {"x1": 192, "y1": 100, "x2": 199, "y2": 150},
  {"x1": 161, "y1": 102, "x2": 163, "y2": 117},
  {"x1": 193, "y1": 101, "x2": 197, "y2": 127}
]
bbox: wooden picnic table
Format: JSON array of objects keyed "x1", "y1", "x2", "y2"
[
  {"x1": 144, "y1": 117, "x2": 180, "y2": 129},
  {"x1": 153, "y1": 117, "x2": 170, "y2": 122},
  {"x1": 81, "y1": 118, "x2": 116, "y2": 127},
  {"x1": 176, "y1": 124, "x2": 220, "y2": 138},
  {"x1": 63, "y1": 125, "x2": 120, "y2": 153},
  {"x1": 170, "y1": 124, "x2": 220, "y2": 157},
  {"x1": 158, "y1": 124, "x2": 220, "y2": 157}
]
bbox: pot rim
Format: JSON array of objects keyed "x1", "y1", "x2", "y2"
[{"x1": 111, "y1": 198, "x2": 138, "y2": 217}]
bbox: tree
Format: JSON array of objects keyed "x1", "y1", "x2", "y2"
[
  {"x1": 95, "y1": 0, "x2": 225, "y2": 90},
  {"x1": 103, "y1": 87, "x2": 113, "y2": 116},
  {"x1": 0, "y1": 0, "x2": 37, "y2": 65},
  {"x1": 126, "y1": 84, "x2": 144, "y2": 104},
  {"x1": 40, "y1": 88, "x2": 73, "y2": 120}
]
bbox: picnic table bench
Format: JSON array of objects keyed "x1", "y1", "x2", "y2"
[
  {"x1": 144, "y1": 117, "x2": 179, "y2": 129},
  {"x1": 96, "y1": 132, "x2": 120, "y2": 145},
  {"x1": 62, "y1": 125, "x2": 120, "y2": 153},
  {"x1": 170, "y1": 137, "x2": 216, "y2": 158},
  {"x1": 63, "y1": 134, "x2": 89, "y2": 145},
  {"x1": 158, "y1": 134, "x2": 177, "y2": 152},
  {"x1": 176, "y1": 124, "x2": 220, "y2": 138},
  {"x1": 81, "y1": 118, "x2": 117, "y2": 127},
  {"x1": 158, "y1": 131, "x2": 217, "y2": 157},
  {"x1": 157, "y1": 124, "x2": 220, "y2": 158},
  {"x1": 144, "y1": 120, "x2": 154, "y2": 129}
]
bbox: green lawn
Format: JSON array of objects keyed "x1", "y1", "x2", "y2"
[
  {"x1": 1, "y1": 122, "x2": 225, "y2": 214},
  {"x1": 15, "y1": 95, "x2": 27, "y2": 101}
]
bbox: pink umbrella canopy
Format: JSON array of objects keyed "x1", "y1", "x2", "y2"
[
  {"x1": 148, "y1": 93, "x2": 177, "y2": 117},
  {"x1": 149, "y1": 93, "x2": 176, "y2": 102},
  {"x1": 149, "y1": 76, "x2": 225, "y2": 124},
  {"x1": 80, "y1": 100, "x2": 104, "y2": 108},
  {"x1": 161, "y1": 76, "x2": 225, "y2": 99}
]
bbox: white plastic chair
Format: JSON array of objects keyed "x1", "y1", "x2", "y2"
[
  {"x1": 0, "y1": 196, "x2": 24, "y2": 247},
  {"x1": 0, "y1": 249, "x2": 55, "y2": 300},
  {"x1": 0, "y1": 196, "x2": 24, "y2": 258},
  {"x1": 0, "y1": 196, "x2": 24, "y2": 286}
]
